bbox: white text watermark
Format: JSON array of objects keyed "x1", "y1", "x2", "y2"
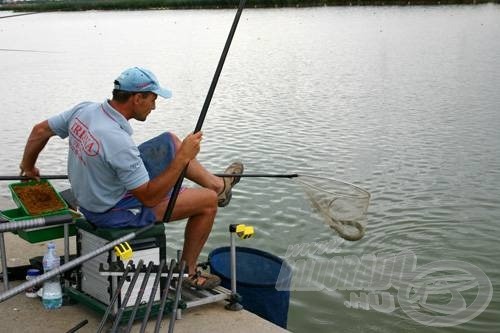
[{"x1": 276, "y1": 242, "x2": 492, "y2": 327}]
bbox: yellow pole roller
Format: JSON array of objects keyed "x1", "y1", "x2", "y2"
[
  {"x1": 114, "y1": 242, "x2": 133, "y2": 260},
  {"x1": 235, "y1": 224, "x2": 254, "y2": 239}
]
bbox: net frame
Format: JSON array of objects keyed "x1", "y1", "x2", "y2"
[{"x1": 295, "y1": 175, "x2": 371, "y2": 241}]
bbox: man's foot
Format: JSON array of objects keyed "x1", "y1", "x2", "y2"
[
  {"x1": 183, "y1": 270, "x2": 221, "y2": 290},
  {"x1": 218, "y1": 161, "x2": 244, "y2": 207}
]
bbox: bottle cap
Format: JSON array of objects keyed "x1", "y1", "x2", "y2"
[{"x1": 27, "y1": 268, "x2": 40, "y2": 277}]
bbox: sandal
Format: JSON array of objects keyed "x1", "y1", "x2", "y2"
[
  {"x1": 218, "y1": 161, "x2": 244, "y2": 207},
  {"x1": 183, "y1": 270, "x2": 221, "y2": 290}
]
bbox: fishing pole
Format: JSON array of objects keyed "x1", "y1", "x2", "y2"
[
  {"x1": 124, "y1": 261, "x2": 155, "y2": 333},
  {"x1": 0, "y1": 12, "x2": 39, "y2": 20},
  {"x1": 154, "y1": 259, "x2": 177, "y2": 333},
  {"x1": 65, "y1": 319, "x2": 89, "y2": 333},
  {"x1": 139, "y1": 259, "x2": 165, "y2": 333},
  {"x1": 0, "y1": 0, "x2": 247, "y2": 217},
  {"x1": 0, "y1": 175, "x2": 69, "y2": 181},
  {"x1": 96, "y1": 260, "x2": 133, "y2": 333},
  {"x1": 110, "y1": 260, "x2": 144, "y2": 333},
  {"x1": 162, "y1": 0, "x2": 247, "y2": 222},
  {"x1": 0, "y1": 0, "x2": 248, "y2": 304},
  {"x1": 167, "y1": 260, "x2": 186, "y2": 333},
  {"x1": 0, "y1": 173, "x2": 298, "y2": 181},
  {"x1": 0, "y1": 213, "x2": 73, "y2": 233},
  {"x1": 0, "y1": 48, "x2": 60, "y2": 54},
  {"x1": 215, "y1": 173, "x2": 298, "y2": 178}
]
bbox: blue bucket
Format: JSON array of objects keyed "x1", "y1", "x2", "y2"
[{"x1": 208, "y1": 246, "x2": 292, "y2": 328}]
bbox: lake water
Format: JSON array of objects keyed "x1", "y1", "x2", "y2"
[{"x1": 1, "y1": 4, "x2": 499, "y2": 332}]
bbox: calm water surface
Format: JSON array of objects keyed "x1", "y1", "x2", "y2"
[{"x1": 1, "y1": 5, "x2": 499, "y2": 332}]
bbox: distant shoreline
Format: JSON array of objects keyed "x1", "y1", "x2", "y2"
[{"x1": 1, "y1": 0, "x2": 499, "y2": 13}]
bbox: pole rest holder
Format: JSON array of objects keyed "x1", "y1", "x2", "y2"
[
  {"x1": 114, "y1": 242, "x2": 133, "y2": 260},
  {"x1": 99, "y1": 260, "x2": 187, "y2": 278},
  {"x1": 226, "y1": 223, "x2": 255, "y2": 312},
  {"x1": 229, "y1": 223, "x2": 254, "y2": 240}
]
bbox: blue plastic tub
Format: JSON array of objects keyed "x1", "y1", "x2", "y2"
[{"x1": 208, "y1": 246, "x2": 292, "y2": 328}]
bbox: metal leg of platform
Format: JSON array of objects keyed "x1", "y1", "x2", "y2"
[
  {"x1": 111, "y1": 251, "x2": 119, "y2": 316},
  {"x1": 63, "y1": 223, "x2": 70, "y2": 289},
  {"x1": 0, "y1": 232, "x2": 8, "y2": 290}
]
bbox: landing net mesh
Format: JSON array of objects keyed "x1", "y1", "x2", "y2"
[{"x1": 296, "y1": 175, "x2": 371, "y2": 241}]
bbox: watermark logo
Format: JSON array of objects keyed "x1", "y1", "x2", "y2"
[
  {"x1": 398, "y1": 260, "x2": 492, "y2": 327},
  {"x1": 277, "y1": 242, "x2": 493, "y2": 327},
  {"x1": 283, "y1": 239, "x2": 344, "y2": 258}
]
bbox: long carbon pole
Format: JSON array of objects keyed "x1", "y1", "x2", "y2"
[
  {"x1": 139, "y1": 259, "x2": 165, "y2": 333},
  {"x1": 125, "y1": 261, "x2": 154, "y2": 333},
  {"x1": 0, "y1": 213, "x2": 71, "y2": 289},
  {"x1": 0, "y1": 0, "x2": 246, "y2": 295},
  {"x1": 96, "y1": 260, "x2": 134, "y2": 333},
  {"x1": 154, "y1": 259, "x2": 176, "y2": 333},
  {"x1": 167, "y1": 261, "x2": 186, "y2": 333},
  {"x1": 110, "y1": 260, "x2": 145, "y2": 333},
  {"x1": 0, "y1": 175, "x2": 69, "y2": 180},
  {"x1": 65, "y1": 319, "x2": 89, "y2": 333},
  {"x1": 215, "y1": 173, "x2": 298, "y2": 178},
  {"x1": 162, "y1": 0, "x2": 247, "y2": 222},
  {"x1": 0, "y1": 173, "x2": 299, "y2": 181},
  {"x1": 0, "y1": 12, "x2": 39, "y2": 20},
  {"x1": 0, "y1": 214, "x2": 73, "y2": 233}
]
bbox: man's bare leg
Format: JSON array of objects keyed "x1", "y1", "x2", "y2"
[
  {"x1": 151, "y1": 187, "x2": 217, "y2": 276},
  {"x1": 169, "y1": 133, "x2": 223, "y2": 192}
]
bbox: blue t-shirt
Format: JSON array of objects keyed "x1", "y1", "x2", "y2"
[{"x1": 48, "y1": 100, "x2": 149, "y2": 212}]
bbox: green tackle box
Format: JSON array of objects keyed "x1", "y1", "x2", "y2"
[{"x1": 0, "y1": 207, "x2": 77, "y2": 243}]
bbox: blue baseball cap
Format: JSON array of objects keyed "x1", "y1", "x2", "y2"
[{"x1": 114, "y1": 67, "x2": 172, "y2": 99}]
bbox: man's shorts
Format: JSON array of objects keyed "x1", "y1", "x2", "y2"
[
  {"x1": 80, "y1": 132, "x2": 176, "y2": 228},
  {"x1": 79, "y1": 194, "x2": 157, "y2": 228}
]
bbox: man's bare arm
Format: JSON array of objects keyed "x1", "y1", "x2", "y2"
[{"x1": 19, "y1": 120, "x2": 55, "y2": 179}]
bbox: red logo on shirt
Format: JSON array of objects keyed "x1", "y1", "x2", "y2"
[{"x1": 70, "y1": 119, "x2": 100, "y2": 156}]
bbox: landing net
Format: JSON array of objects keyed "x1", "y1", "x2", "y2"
[{"x1": 295, "y1": 175, "x2": 371, "y2": 241}]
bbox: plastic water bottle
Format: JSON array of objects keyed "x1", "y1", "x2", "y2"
[{"x1": 42, "y1": 242, "x2": 62, "y2": 309}]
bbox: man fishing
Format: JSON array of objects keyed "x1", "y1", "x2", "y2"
[{"x1": 19, "y1": 66, "x2": 243, "y2": 290}]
